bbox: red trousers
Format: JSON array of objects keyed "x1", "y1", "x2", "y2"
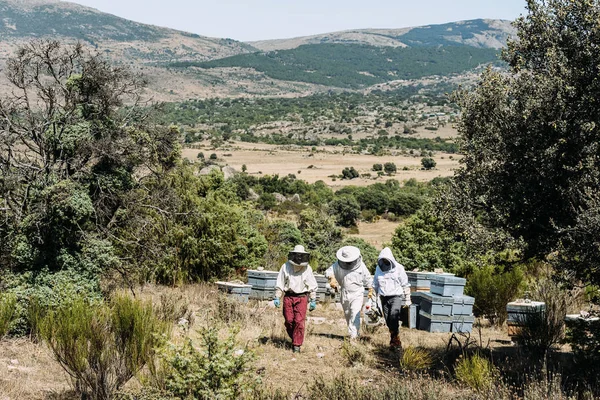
[{"x1": 283, "y1": 295, "x2": 308, "y2": 346}]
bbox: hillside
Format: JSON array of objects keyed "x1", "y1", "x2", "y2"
[
  {"x1": 249, "y1": 19, "x2": 515, "y2": 51},
  {"x1": 173, "y1": 43, "x2": 501, "y2": 89}
]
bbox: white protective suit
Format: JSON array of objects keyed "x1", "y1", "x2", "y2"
[
  {"x1": 373, "y1": 247, "x2": 411, "y2": 304},
  {"x1": 325, "y1": 248, "x2": 372, "y2": 339}
]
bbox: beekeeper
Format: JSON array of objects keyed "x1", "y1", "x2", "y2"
[
  {"x1": 326, "y1": 245, "x2": 373, "y2": 339},
  {"x1": 273, "y1": 245, "x2": 318, "y2": 353},
  {"x1": 373, "y1": 247, "x2": 411, "y2": 348}
]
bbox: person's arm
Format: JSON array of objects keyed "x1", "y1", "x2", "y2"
[
  {"x1": 305, "y1": 266, "x2": 318, "y2": 301},
  {"x1": 372, "y1": 269, "x2": 380, "y2": 295},
  {"x1": 362, "y1": 263, "x2": 375, "y2": 299},
  {"x1": 274, "y1": 264, "x2": 287, "y2": 300},
  {"x1": 325, "y1": 265, "x2": 338, "y2": 290}
]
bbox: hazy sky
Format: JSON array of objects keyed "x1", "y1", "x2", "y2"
[{"x1": 66, "y1": 0, "x2": 528, "y2": 42}]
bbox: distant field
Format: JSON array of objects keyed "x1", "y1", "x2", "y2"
[{"x1": 181, "y1": 141, "x2": 460, "y2": 189}]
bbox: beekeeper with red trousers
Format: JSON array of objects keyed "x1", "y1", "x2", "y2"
[
  {"x1": 373, "y1": 247, "x2": 411, "y2": 348},
  {"x1": 273, "y1": 245, "x2": 318, "y2": 353},
  {"x1": 326, "y1": 245, "x2": 373, "y2": 339}
]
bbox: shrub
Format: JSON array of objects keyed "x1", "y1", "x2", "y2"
[
  {"x1": 565, "y1": 317, "x2": 600, "y2": 386},
  {"x1": 421, "y1": 157, "x2": 436, "y2": 170},
  {"x1": 399, "y1": 347, "x2": 433, "y2": 372},
  {"x1": 329, "y1": 195, "x2": 361, "y2": 227},
  {"x1": 341, "y1": 167, "x2": 359, "y2": 180},
  {"x1": 197, "y1": 152, "x2": 204, "y2": 159},
  {"x1": 466, "y1": 264, "x2": 524, "y2": 325},
  {"x1": 0, "y1": 293, "x2": 17, "y2": 338},
  {"x1": 454, "y1": 353, "x2": 497, "y2": 392},
  {"x1": 209, "y1": 153, "x2": 217, "y2": 160},
  {"x1": 40, "y1": 294, "x2": 170, "y2": 400},
  {"x1": 372, "y1": 163, "x2": 383, "y2": 172},
  {"x1": 384, "y1": 162, "x2": 397, "y2": 175},
  {"x1": 159, "y1": 326, "x2": 258, "y2": 399},
  {"x1": 340, "y1": 339, "x2": 367, "y2": 367},
  {"x1": 515, "y1": 278, "x2": 574, "y2": 357}
]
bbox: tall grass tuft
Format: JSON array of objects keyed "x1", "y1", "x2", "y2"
[
  {"x1": 454, "y1": 352, "x2": 497, "y2": 392},
  {"x1": 399, "y1": 346, "x2": 433, "y2": 373},
  {"x1": 0, "y1": 292, "x2": 17, "y2": 338},
  {"x1": 340, "y1": 339, "x2": 367, "y2": 366},
  {"x1": 41, "y1": 294, "x2": 170, "y2": 400}
]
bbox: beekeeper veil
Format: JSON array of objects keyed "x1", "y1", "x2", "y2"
[
  {"x1": 336, "y1": 246, "x2": 362, "y2": 271},
  {"x1": 288, "y1": 245, "x2": 310, "y2": 267}
]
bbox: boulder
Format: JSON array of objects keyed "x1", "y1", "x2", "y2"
[
  {"x1": 272, "y1": 192, "x2": 286, "y2": 203},
  {"x1": 198, "y1": 165, "x2": 220, "y2": 175},
  {"x1": 289, "y1": 193, "x2": 301, "y2": 203},
  {"x1": 247, "y1": 188, "x2": 260, "y2": 201},
  {"x1": 222, "y1": 166, "x2": 238, "y2": 180}
]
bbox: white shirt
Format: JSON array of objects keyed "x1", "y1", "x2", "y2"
[
  {"x1": 373, "y1": 247, "x2": 410, "y2": 297},
  {"x1": 275, "y1": 262, "x2": 318, "y2": 300}
]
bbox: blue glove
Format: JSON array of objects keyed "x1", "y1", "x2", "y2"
[
  {"x1": 273, "y1": 298, "x2": 280, "y2": 308},
  {"x1": 309, "y1": 300, "x2": 317, "y2": 311}
]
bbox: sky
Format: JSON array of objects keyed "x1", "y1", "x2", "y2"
[{"x1": 65, "y1": 0, "x2": 528, "y2": 42}]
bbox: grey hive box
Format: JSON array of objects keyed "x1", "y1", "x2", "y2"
[
  {"x1": 418, "y1": 310, "x2": 453, "y2": 333},
  {"x1": 430, "y1": 275, "x2": 466, "y2": 297},
  {"x1": 506, "y1": 301, "x2": 545, "y2": 324},
  {"x1": 216, "y1": 281, "x2": 252, "y2": 303},
  {"x1": 452, "y1": 295, "x2": 475, "y2": 316},
  {"x1": 247, "y1": 270, "x2": 278, "y2": 288},
  {"x1": 452, "y1": 315, "x2": 475, "y2": 333},
  {"x1": 418, "y1": 292, "x2": 454, "y2": 317}
]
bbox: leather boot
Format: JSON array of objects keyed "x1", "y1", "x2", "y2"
[{"x1": 390, "y1": 332, "x2": 402, "y2": 349}]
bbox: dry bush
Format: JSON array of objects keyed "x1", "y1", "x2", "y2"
[{"x1": 340, "y1": 339, "x2": 367, "y2": 367}]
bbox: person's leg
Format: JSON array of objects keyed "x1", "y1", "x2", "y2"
[
  {"x1": 347, "y1": 295, "x2": 363, "y2": 339},
  {"x1": 387, "y1": 296, "x2": 403, "y2": 347},
  {"x1": 292, "y1": 296, "x2": 308, "y2": 347},
  {"x1": 283, "y1": 296, "x2": 295, "y2": 341}
]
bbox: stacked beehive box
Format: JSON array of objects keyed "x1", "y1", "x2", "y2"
[
  {"x1": 410, "y1": 273, "x2": 475, "y2": 333},
  {"x1": 506, "y1": 300, "x2": 545, "y2": 337},
  {"x1": 247, "y1": 270, "x2": 278, "y2": 300},
  {"x1": 216, "y1": 281, "x2": 253, "y2": 303}
]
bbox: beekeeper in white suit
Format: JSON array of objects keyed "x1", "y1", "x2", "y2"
[
  {"x1": 325, "y1": 245, "x2": 373, "y2": 339},
  {"x1": 373, "y1": 247, "x2": 411, "y2": 348}
]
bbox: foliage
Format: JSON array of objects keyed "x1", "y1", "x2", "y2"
[
  {"x1": 384, "y1": 162, "x2": 397, "y2": 175},
  {"x1": 515, "y1": 277, "x2": 575, "y2": 357},
  {"x1": 465, "y1": 263, "x2": 524, "y2": 325},
  {"x1": 391, "y1": 207, "x2": 469, "y2": 273},
  {"x1": 40, "y1": 294, "x2": 170, "y2": 400},
  {"x1": 180, "y1": 44, "x2": 501, "y2": 89},
  {"x1": 260, "y1": 220, "x2": 303, "y2": 268},
  {"x1": 399, "y1": 347, "x2": 434, "y2": 372},
  {"x1": 340, "y1": 339, "x2": 367, "y2": 366},
  {"x1": 372, "y1": 163, "x2": 383, "y2": 172},
  {"x1": 446, "y1": 0, "x2": 600, "y2": 289},
  {"x1": 329, "y1": 195, "x2": 361, "y2": 227},
  {"x1": 341, "y1": 166, "x2": 359, "y2": 180},
  {"x1": 454, "y1": 353, "x2": 497, "y2": 392},
  {"x1": 159, "y1": 326, "x2": 258, "y2": 400},
  {"x1": 421, "y1": 157, "x2": 436, "y2": 170},
  {"x1": 0, "y1": 41, "x2": 178, "y2": 281},
  {"x1": 0, "y1": 292, "x2": 17, "y2": 338},
  {"x1": 297, "y1": 209, "x2": 343, "y2": 271},
  {"x1": 565, "y1": 318, "x2": 600, "y2": 387}
]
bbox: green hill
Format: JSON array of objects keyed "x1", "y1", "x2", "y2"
[{"x1": 172, "y1": 43, "x2": 501, "y2": 89}]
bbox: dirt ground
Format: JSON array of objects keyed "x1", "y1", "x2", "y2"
[
  {"x1": 182, "y1": 141, "x2": 459, "y2": 189},
  {"x1": 0, "y1": 284, "x2": 515, "y2": 400},
  {"x1": 348, "y1": 219, "x2": 400, "y2": 248}
]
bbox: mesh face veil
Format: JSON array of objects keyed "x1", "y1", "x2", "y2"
[
  {"x1": 378, "y1": 258, "x2": 393, "y2": 272},
  {"x1": 338, "y1": 257, "x2": 361, "y2": 270},
  {"x1": 288, "y1": 251, "x2": 310, "y2": 266}
]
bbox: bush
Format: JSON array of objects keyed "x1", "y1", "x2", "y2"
[
  {"x1": 197, "y1": 152, "x2": 204, "y2": 159},
  {"x1": 515, "y1": 277, "x2": 574, "y2": 357},
  {"x1": 159, "y1": 326, "x2": 258, "y2": 399},
  {"x1": 329, "y1": 195, "x2": 361, "y2": 227},
  {"x1": 421, "y1": 157, "x2": 436, "y2": 170},
  {"x1": 0, "y1": 293, "x2": 17, "y2": 338},
  {"x1": 341, "y1": 167, "x2": 359, "y2": 180},
  {"x1": 399, "y1": 347, "x2": 433, "y2": 373},
  {"x1": 454, "y1": 353, "x2": 497, "y2": 392},
  {"x1": 40, "y1": 294, "x2": 170, "y2": 400},
  {"x1": 372, "y1": 163, "x2": 383, "y2": 172},
  {"x1": 209, "y1": 153, "x2": 217, "y2": 160},
  {"x1": 565, "y1": 317, "x2": 600, "y2": 386},
  {"x1": 466, "y1": 264, "x2": 524, "y2": 325},
  {"x1": 340, "y1": 339, "x2": 367, "y2": 367},
  {"x1": 384, "y1": 162, "x2": 397, "y2": 175}
]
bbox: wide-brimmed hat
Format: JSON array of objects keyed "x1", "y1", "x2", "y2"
[
  {"x1": 336, "y1": 246, "x2": 361, "y2": 262},
  {"x1": 291, "y1": 244, "x2": 309, "y2": 254}
]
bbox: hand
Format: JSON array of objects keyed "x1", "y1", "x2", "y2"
[
  {"x1": 273, "y1": 298, "x2": 280, "y2": 308},
  {"x1": 328, "y1": 276, "x2": 338, "y2": 290},
  {"x1": 309, "y1": 300, "x2": 317, "y2": 311},
  {"x1": 368, "y1": 287, "x2": 375, "y2": 300}
]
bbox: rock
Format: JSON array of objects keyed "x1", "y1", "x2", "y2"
[
  {"x1": 222, "y1": 166, "x2": 237, "y2": 180},
  {"x1": 272, "y1": 192, "x2": 286, "y2": 203},
  {"x1": 247, "y1": 188, "x2": 260, "y2": 201},
  {"x1": 289, "y1": 193, "x2": 301, "y2": 203},
  {"x1": 317, "y1": 352, "x2": 325, "y2": 359},
  {"x1": 234, "y1": 349, "x2": 245, "y2": 356},
  {"x1": 198, "y1": 165, "x2": 220, "y2": 175}
]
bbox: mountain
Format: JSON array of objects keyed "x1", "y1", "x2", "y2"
[
  {"x1": 0, "y1": 0, "x2": 254, "y2": 63},
  {"x1": 249, "y1": 19, "x2": 515, "y2": 51}
]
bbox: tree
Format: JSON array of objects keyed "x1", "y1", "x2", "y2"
[
  {"x1": 0, "y1": 40, "x2": 178, "y2": 274},
  {"x1": 341, "y1": 166, "x2": 359, "y2": 180},
  {"x1": 421, "y1": 157, "x2": 436, "y2": 170},
  {"x1": 329, "y1": 195, "x2": 361, "y2": 227},
  {"x1": 446, "y1": 0, "x2": 600, "y2": 287},
  {"x1": 372, "y1": 163, "x2": 383, "y2": 172},
  {"x1": 383, "y1": 162, "x2": 397, "y2": 175}
]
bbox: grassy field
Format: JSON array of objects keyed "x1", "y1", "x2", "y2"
[
  {"x1": 0, "y1": 284, "x2": 518, "y2": 400},
  {"x1": 182, "y1": 141, "x2": 459, "y2": 189}
]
